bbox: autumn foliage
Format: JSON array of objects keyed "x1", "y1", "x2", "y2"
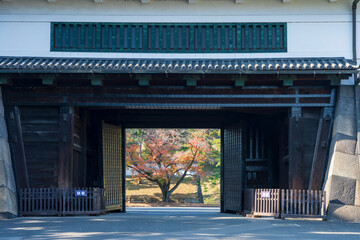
[{"x1": 126, "y1": 129, "x2": 211, "y2": 202}]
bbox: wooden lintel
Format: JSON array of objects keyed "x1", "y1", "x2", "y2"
[
  {"x1": 5, "y1": 106, "x2": 29, "y2": 189},
  {"x1": 308, "y1": 118, "x2": 331, "y2": 190},
  {"x1": 91, "y1": 76, "x2": 104, "y2": 86},
  {"x1": 231, "y1": 75, "x2": 247, "y2": 87}
]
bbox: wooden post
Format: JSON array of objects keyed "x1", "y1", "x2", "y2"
[
  {"x1": 79, "y1": 109, "x2": 87, "y2": 187},
  {"x1": 308, "y1": 117, "x2": 332, "y2": 190},
  {"x1": 5, "y1": 106, "x2": 29, "y2": 189},
  {"x1": 220, "y1": 129, "x2": 225, "y2": 213},
  {"x1": 289, "y1": 107, "x2": 305, "y2": 190},
  {"x1": 121, "y1": 125, "x2": 126, "y2": 212},
  {"x1": 58, "y1": 106, "x2": 74, "y2": 188}
]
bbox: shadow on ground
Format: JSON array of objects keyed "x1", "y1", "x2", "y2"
[{"x1": 0, "y1": 207, "x2": 360, "y2": 239}]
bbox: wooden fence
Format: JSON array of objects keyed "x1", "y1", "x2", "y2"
[
  {"x1": 281, "y1": 189, "x2": 326, "y2": 220},
  {"x1": 244, "y1": 189, "x2": 280, "y2": 218},
  {"x1": 244, "y1": 188, "x2": 326, "y2": 220},
  {"x1": 19, "y1": 188, "x2": 105, "y2": 217}
]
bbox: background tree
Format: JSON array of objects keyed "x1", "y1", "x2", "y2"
[{"x1": 126, "y1": 129, "x2": 210, "y2": 202}]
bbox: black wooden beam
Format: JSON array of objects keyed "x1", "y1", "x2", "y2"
[
  {"x1": 5, "y1": 106, "x2": 29, "y2": 189},
  {"x1": 58, "y1": 106, "x2": 74, "y2": 188},
  {"x1": 79, "y1": 109, "x2": 87, "y2": 187},
  {"x1": 308, "y1": 117, "x2": 332, "y2": 190},
  {"x1": 289, "y1": 114, "x2": 305, "y2": 189},
  {"x1": 220, "y1": 128, "x2": 225, "y2": 213}
]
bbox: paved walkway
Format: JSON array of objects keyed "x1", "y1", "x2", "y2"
[{"x1": 0, "y1": 207, "x2": 360, "y2": 239}]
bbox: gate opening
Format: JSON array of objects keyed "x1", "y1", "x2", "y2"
[
  {"x1": 81, "y1": 108, "x2": 291, "y2": 214},
  {"x1": 125, "y1": 128, "x2": 221, "y2": 208}
]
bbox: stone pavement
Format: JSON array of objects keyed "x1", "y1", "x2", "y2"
[{"x1": 0, "y1": 207, "x2": 360, "y2": 239}]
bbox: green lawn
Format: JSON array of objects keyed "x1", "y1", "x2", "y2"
[{"x1": 126, "y1": 176, "x2": 220, "y2": 206}]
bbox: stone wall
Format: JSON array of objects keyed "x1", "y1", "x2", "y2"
[
  {"x1": 0, "y1": 87, "x2": 17, "y2": 218},
  {"x1": 324, "y1": 85, "x2": 360, "y2": 222}
]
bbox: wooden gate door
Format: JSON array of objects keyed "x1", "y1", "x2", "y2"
[
  {"x1": 102, "y1": 122, "x2": 125, "y2": 212},
  {"x1": 221, "y1": 122, "x2": 245, "y2": 213}
]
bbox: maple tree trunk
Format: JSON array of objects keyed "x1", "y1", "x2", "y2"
[
  {"x1": 159, "y1": 184, "x2": 171, "y2": 202},
  {"x1": 196, "y1": 176, "x2": 204, "y2": 203},
  {"x1": 161, "y1": 190, "x2": 170, "y2": 202}
]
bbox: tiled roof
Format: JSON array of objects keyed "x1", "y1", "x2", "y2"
[{"x1": 0, "y1": 57, "x2": 357, "y2": 74}]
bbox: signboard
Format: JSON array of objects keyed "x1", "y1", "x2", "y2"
[
  {"x1": 261, "y1": 191, "x2": 271, "y2": 198},
  {"x1": 75, "y1": 190, "x2": 87, "y2": 197}
]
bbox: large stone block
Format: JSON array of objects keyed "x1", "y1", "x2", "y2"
[
  {"x1": 0, "y1": 186, "x2": 17, "y2": 218},
  {"x1": 333, "y1": 114, "x2": 357, "y2": 138},
  {"x1": 0, "y1": 138, "x2": 11, "y2": 166},
  {"x1": 0, "y1": 88, "x2": 3, "y2": 118},
  {"x1": 331, "y1": 152, "x2": 359, "y2": 180},
  {"x1": 0, "y1": 116, "x2": 8, "y2": 141},
  {"x1": 338, "y1": 85, "x2": 355, "y2": 100},
  {"x1": 328, "y1": 203, "x2": 360, "y2": 222},
  {"x1": 332, "y1": 132, "x2": 357, "y2": 155},
  {"x1": 0, "y1": 160, "x2": 16, "y2": 193},
  {"x1": 326, "y1": 175, "x2": 356, "y2": 206},
  {"x1": 335, "y1": 96, "x2": 355, "y2": 117}
]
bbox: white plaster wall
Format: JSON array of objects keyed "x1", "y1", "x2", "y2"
[{"x1": 0, "y1": 0, "x2": 357, "y2": 85}]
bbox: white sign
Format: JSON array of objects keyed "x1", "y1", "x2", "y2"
[
  {"x1": 75, "y1": 190, "x2": 87, "y2": 197},
  {"x1": 261, "y1": 191, "x2": 271, "y2": 198}
]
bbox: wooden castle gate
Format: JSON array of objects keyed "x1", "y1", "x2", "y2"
[{"x1": 0, "y1": 56, "x2": 356, "y2": 216}]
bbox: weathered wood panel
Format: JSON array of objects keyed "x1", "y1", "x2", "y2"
[
  {"x1": 5, "y1": 106, "x2": 29, "y2": 189},
  {"x1": 308, "y1": 118, "x2": 332, "y2": 190},
  {"x1": 17, "y1": 107, "x2": 61, "y2": 188},
  {"x1": 58, "y1": 106, "x2": 74, "y2": 188},
  {"x1": 289, "y1": 117, "x2": 305, "y2": 190}
]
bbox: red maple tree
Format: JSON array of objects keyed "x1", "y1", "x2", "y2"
[{"x1": 126, "y1": 129, "x2": 210, "y2": 202}]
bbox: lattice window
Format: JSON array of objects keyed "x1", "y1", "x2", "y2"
[{"x1": 51, "y1": 22, "x2": 287, "y2": 53}]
